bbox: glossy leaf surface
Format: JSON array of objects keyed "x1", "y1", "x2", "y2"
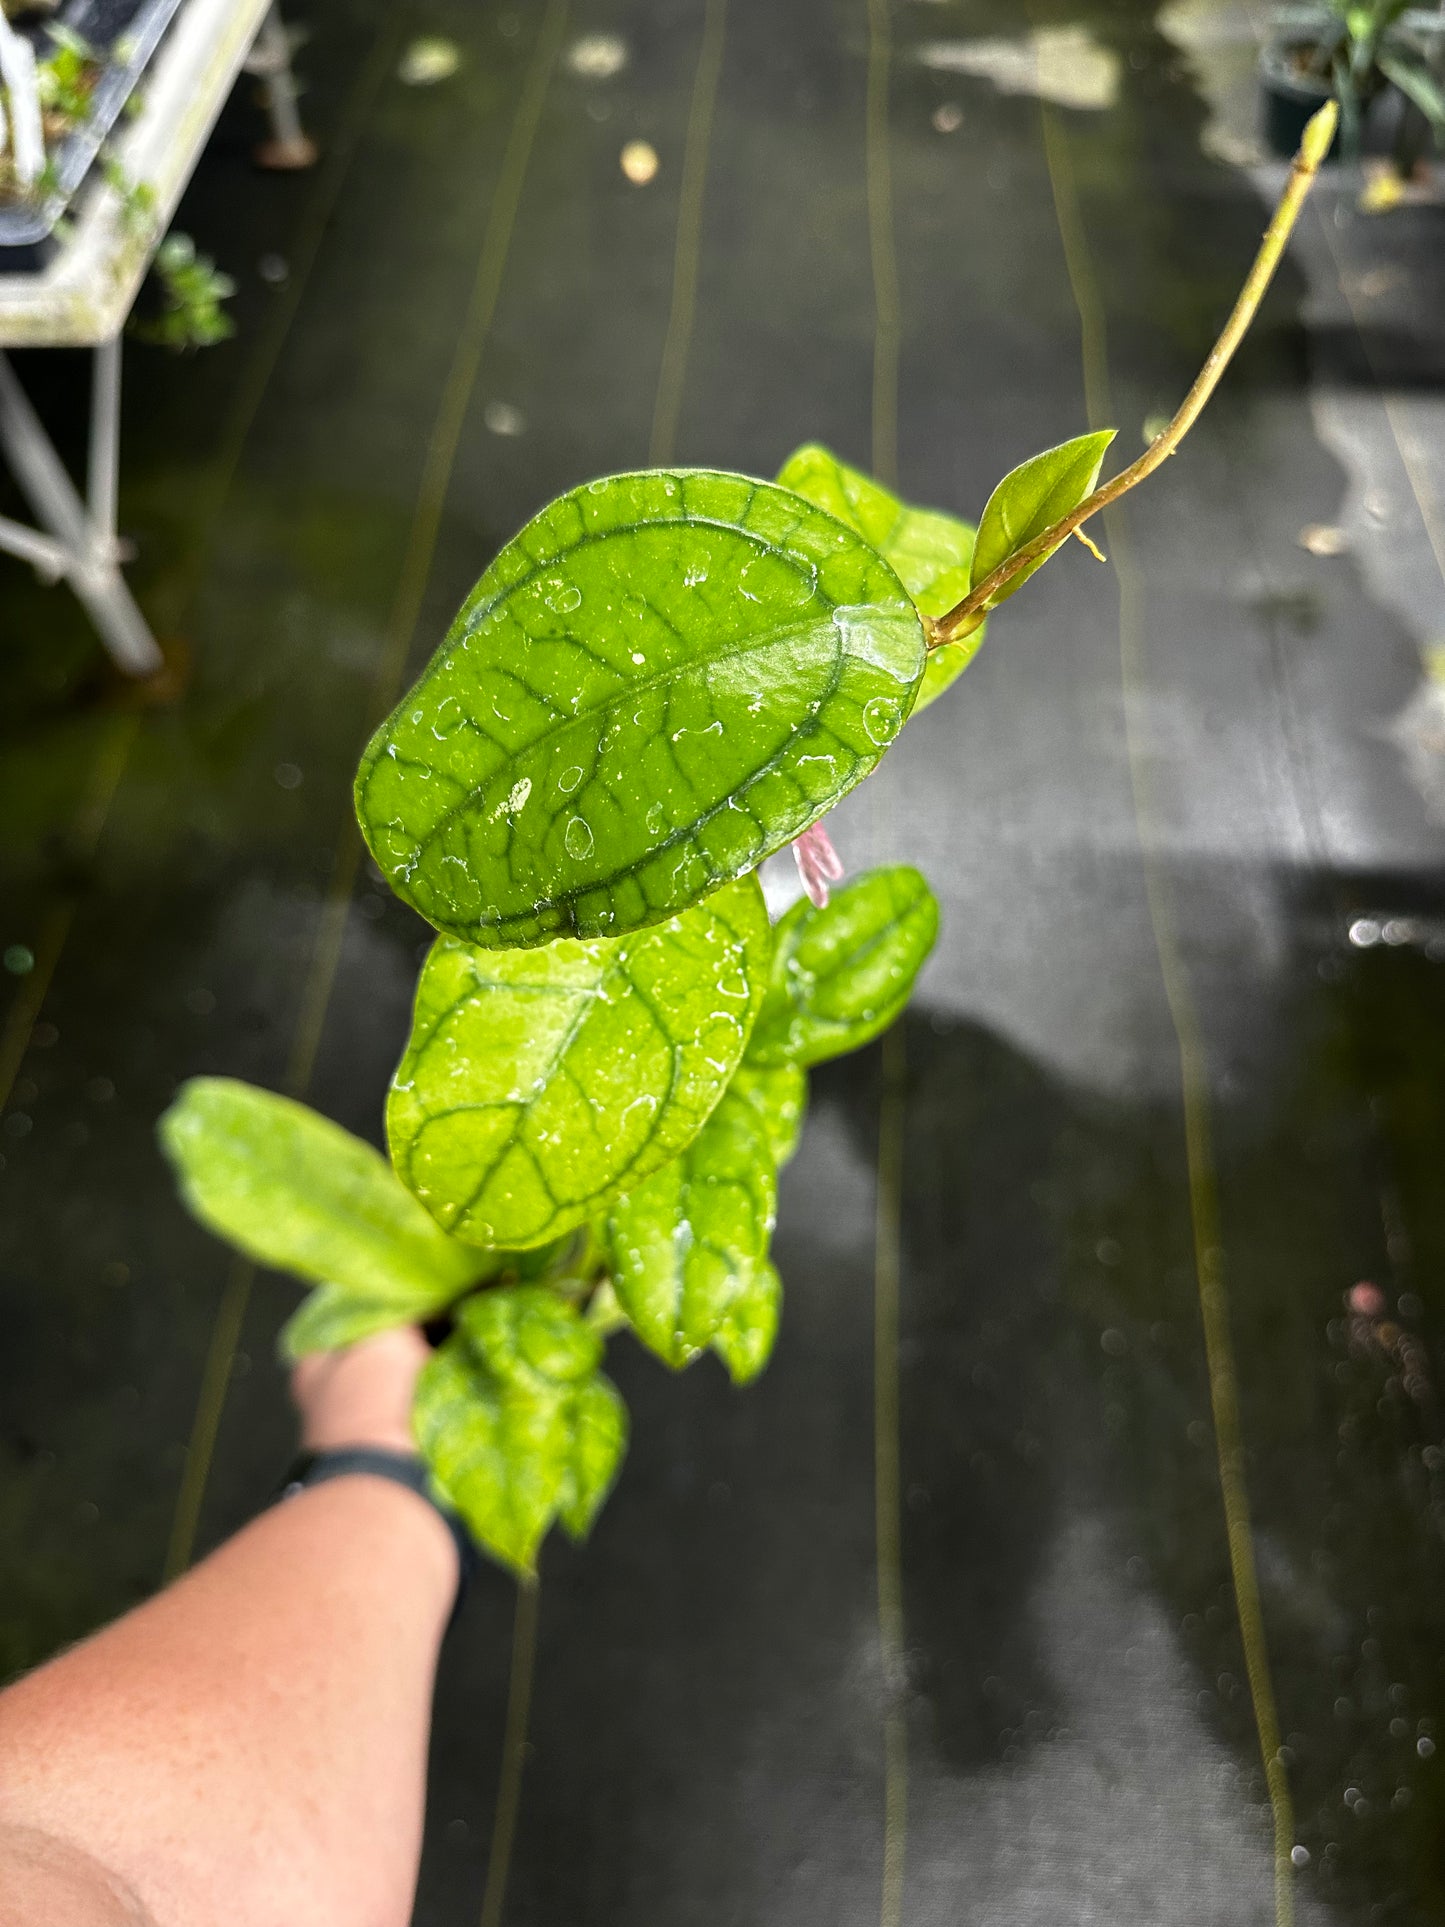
[
  {"x1": 415, "y1": 1289, "x2": 626, "y2": 1574},
  {"x1": 970, "y1": 430, "x2": 1115, "y2": 606},
  {"x1": 388, "y1": 875, "x2": 772, "y2": 1250},
  {"x1": 355, "y1": 469, "x2": 924, "y2": 948},
  {"x1": 729, "y1": 1059, "x2": 808, "y2": 1167},
  {"x1": 160, "y1": 1078, "x2": 487, "y2": 1307},
  {"x1": 711, "y1": 1259, "x2": 782, "y2": 1385},
  {"x1": 457, "y1": 1284, "x2": 603, "y2": 1384},
  {"x1": 777, "y1": 444, "x2": 984, "y2": 711},
  {"x1": 747, "y1": 866, "x2": 939, "y2": 1068},
  {"x1": 606, "y1": 1090, "x2": 777, "y2": 1373}
]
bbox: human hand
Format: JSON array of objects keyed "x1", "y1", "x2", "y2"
[{"x1": 291, "y1": 1327, "x2": 430, "y2": 1456}]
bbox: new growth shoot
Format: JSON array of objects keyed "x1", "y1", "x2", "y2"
[{"x1": 927, "y1": 100, "x2": 1340, "y2": 649}]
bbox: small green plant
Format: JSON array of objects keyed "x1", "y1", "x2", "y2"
[
  {"x1": 1274, "y1": 0, "x2": 1445, "y2": 159},
  {"x1": 0, "y1": 19, "x2": 98, "y2": 201},
  {"x1": 101, "y1": 153, "x2": 154, "y2": 230},
  {"x1": 100, "y1": 161, "x2": 235, "y2": 352},
  {"x1": 158, "y1": 109, "x2": 1337, "y2": 1577},
  {"x1": 35, "y1": 25, "x2": 97, "y2": 125},
  {"x1": 138, "y1": 233, "x2": 236, "y2": 351}
]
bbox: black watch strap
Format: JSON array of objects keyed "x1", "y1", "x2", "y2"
[{"x1": 279, "y1": 1448, "x2": 478, "y2": 1617}]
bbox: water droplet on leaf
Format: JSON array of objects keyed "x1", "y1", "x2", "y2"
[{"x1": 863, "y1": 697, "x2": 901, "y2": 744}]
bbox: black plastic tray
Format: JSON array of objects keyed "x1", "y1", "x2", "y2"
[{"x1": 0, "y1": 0, "x2": 186, "y2": 248}]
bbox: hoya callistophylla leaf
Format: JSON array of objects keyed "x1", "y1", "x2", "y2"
[
  {"x1": 160, "y1": 1079, "x2": 489, "y2": 1325},
  {"x1": 414, "y1": 1288, "x2": 626, "y2": 1573},
  {"x1": 969, "y1": 430, "x2": 1115, "y2": 609},
  {"x1": 712, "y1": 1259, "x2": 782, "y2": 1385},
  {"x1": 777, "y1": 444, "x2": 983, "y2": 712},
  {"x1": 606, "y1": 1089, "x2": 778, "y2": 1378},
  {"x1": 355, "y1": 469, "x2": 925, "y2": 949},
  {"x1": 389, "y1": 874, "x2": 772, "y2": 1251},
  {"x1": 747, "y1": 866, "x2": 940, "y2": 1069},
  {"x1": 729, "y1": 1060, "x2": 808, "y2": 1167}
]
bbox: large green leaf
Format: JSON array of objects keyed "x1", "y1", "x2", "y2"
[
  {"x1": 728, "y1": 1059, "x2": 808, "y2": 1167},
  {"x1": 776, "y1": 444, "x2": 984, "y2": 712},
  {"x1": 159, "y1": 1079, "x2": 489, "y2": 1313},
  {"x1": 355, "y1": 469, "x2": 924, "y2": 949},
  {"x1": 414, "y1": 1290, "x2": 627, "y2": 1575},
  {"x1": 606, "y1": 1089, "x2": 777, "y2": 1375},
  {"x1": 747, "y1": 866, "x2": 939, "y2": 1068},
  {"x1": 970, "y1": 430, "x2": 1115, "y2": 607},
  {"x1": 388, "y1": 874, "x2": 772, "y2": 1250}
]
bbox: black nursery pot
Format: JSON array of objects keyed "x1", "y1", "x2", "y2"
[{"x1": 1259, "y1": 40, "x2": 1342, "y2": 160}]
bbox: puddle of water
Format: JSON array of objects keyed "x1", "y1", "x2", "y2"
[{"x1": 914, "y1": 28, "x2": 1120, "y2": 113}]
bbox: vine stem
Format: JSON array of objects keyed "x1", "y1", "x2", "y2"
[{"x1": 927, "y1": 99, "x2": 1339, "y2": 649}]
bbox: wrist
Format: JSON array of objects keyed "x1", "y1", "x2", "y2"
[
  {"x1": 279, "y1": 1449, "x2": 474, "y2": 1607},
  {"x1": 292, "y1": 1328, "x2": 428, "y2": 1455},
  {"x1": 299, "y1": 1411, "x2": 417, "y2": 1455}
]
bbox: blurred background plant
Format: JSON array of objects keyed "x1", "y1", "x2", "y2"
[
  {"x1": 1268, "y1": 0, "x2": 1445, "y2": 165},
  {"x1": 2, "y1": 5, "x2": 232, "y2": 346},
  {"x1": 34, "y1": 24, "x2": 97, "y2": 129},
  {"x1": 134, "y1": 232, "x2": 235, "y2": 350}
]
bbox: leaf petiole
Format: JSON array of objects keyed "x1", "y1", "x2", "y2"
[{"x1": 926, "y1": 99, "x2": 1339, "y2": 649}]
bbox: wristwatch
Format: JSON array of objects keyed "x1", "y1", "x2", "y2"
[{"x1": 278, "y1": 1447, "x2": 479, "y2": 1616}]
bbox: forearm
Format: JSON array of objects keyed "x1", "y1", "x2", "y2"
[{"x1": 0, "y1": 1475, "x2": 457, "y2": 1927}]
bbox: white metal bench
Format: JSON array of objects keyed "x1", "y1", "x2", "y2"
[{"x1": 0, "y1": 0, "x2": 310, "y2": 674}]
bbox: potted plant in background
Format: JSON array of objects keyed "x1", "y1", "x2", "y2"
[
  {"x1": 0, "y1": 0, "x2": 186, "y2": 256},
  {"x1": 1261, "y1": 1, "x2": 1445, "y2": 174}
]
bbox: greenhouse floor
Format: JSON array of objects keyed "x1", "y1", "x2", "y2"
[{"x1": 3, "y1": 1, "x2": 1445, "y2": 1922}]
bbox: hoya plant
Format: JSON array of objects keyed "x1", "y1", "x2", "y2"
[{"x1": 158, "y1": 110, "x2": 1336, "y2": 1577}]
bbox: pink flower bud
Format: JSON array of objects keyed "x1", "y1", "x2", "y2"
[{"x1": 791, "y1": 822, "x2": 845, "y2": 909}]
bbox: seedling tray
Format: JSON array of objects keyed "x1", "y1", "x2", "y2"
[{"x1": 0, "y1": 0, "x2": 185, "y2": 247}]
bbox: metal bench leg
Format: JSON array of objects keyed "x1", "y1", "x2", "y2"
[
  {"x1": 248, "y1": 4, "x2": 318, "y2": 170},
  {"x1": 0, "y1": 343, "x2": 164, "y2": 677}
]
